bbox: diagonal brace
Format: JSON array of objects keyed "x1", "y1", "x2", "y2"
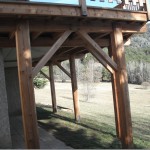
[
  {"x1": 84, "y1": 45, "x2": 114, "y2": 74},
  {"x1": 32, "y1": 30, "x2": 72, "y2": 77},
  {"x1": 40, "y1": 70, "x2": 50, "y2": 81},
  {"x1": 55, "y1": 62, "x2": 71, "y2": 78},
  {"x1": 77, "y1": 30, "x2": 118, "y2": 72}
]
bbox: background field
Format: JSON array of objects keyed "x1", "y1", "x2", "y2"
[{"x1": 35, "y1": 82, "x2": 150, "y2": 149}]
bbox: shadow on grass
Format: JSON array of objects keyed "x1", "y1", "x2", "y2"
[
  {"x1": 36, "y1": 106, "x2": 121, "y2": 149},
  {"x1": 36, "y1": 106, "x2": 150, "y2": 149}
]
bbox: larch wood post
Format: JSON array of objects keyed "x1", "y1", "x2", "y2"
[
  {"x1": 15, "y1": 20, "x2": 40, "y2": 149},
  {"x1": 108, "y1": 46, "x2": 121, "y2": 140},
  {"x1": 69, "y1": 55, "x2": 80, "y2": 121},
  {"x1": 49, "y1": 63, "x2": 57, "y2": 113},
  {"x1": 110, "y1": 24, "x2": 133, "y2": 148}
]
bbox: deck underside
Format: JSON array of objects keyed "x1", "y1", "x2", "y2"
[{"x1": 0, "y1": 1, "x2": 148, "y2": 67}]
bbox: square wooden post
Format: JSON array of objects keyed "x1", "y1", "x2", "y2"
[
  {"x1": 49, "y1": 63, "x2": 57, "y2": 113},
  {"x1": 69, "y1": 55, "x2": 80, "y2": 121},
  {"x1": 110, "y1": 24, "x2": 133, "y2": 148},
  {"x1": 15, "y1": 20, "x2": 40, "y2": 149},
  {"x1": 108, "y1": 46, "x2": 121, "y2": 140}
]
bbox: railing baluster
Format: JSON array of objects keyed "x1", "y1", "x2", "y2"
[{"x1": 87, "y1": 0, "x2": 148, "y2": 15}]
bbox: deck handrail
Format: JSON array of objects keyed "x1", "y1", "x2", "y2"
[
  {"x1": 2, "y1": 0, "x2": 150, "y2": 20},
  {"x1": 79, "y1": 0, "x2": 150, "y2": 20}
]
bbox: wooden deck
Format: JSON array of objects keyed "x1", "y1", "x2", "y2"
[
  {"x1": 0, "y1": 1, "x2": 148, "y2": 65},
  {"x1": 0, "y1": 0, "x2": 149, "y2": 149}
]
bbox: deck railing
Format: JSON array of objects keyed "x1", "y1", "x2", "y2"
[
  {"x1": 79, "y1": 0, "x2": 150, "y2": 19},
  {"x1": 1, "y1": 0, "x2": 150, "y2": 20}
]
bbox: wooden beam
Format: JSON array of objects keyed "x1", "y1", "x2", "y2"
[
  {"x1": 0, "y1": 37, "x2": 110, "y2": 48},
  {"x1": 15, "y1": 20, "x2": 40, "y2": 149},
  {"x1": 40, "y1": 70, "x2": 50, "y2": 81},
  {"x1": 32, "y1": 32, "x2": 43, "y2": 40},
  {"x1": 49, "y1": 63, "x2": 57, "y2": 113},
  {"x1": 52, "y1": 53, "x2": 85, "y2": 62},
  {"x1": 30, "y1": 21, "x2": 147, "y2": 33},
  {"x1": 0, "y1": 20, "x2": 147, "y2": 33},
  {"x1": 32, "y1": 30, "x2": 72, "y2": 77},
  {"x1": 69, "y1": 55, "x2": 80, "y2": 121},
  {"x1": 55, "y1": 62, "x2": 71, "y2": 78},
  {"x1": 110, "y1": 24, "x2": 133, "y2": 148},
  {"x1": 0, "y1": 2, "x2": 147, "y2": 21},
  {"x1": 77, "y1": 31, "x2": 118, "y2": 71},
  {"x1": 85, "y1": 45, "x2": 114, "y2": 74}
]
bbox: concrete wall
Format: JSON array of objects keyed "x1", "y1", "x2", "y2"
[
  {"x1": 0, "y1": 50, "x2": 12, "y2": 148},
  {"x1": 5, "y1": 67, "x2": 22, "y2": 116}
]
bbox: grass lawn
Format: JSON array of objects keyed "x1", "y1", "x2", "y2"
[{"x1": 35, "y1": 82, "x2": 150, "y2": 149}]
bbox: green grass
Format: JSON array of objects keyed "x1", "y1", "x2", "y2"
[
  {"x1": 36, "y1": 106, "x2": 121, "y2": 149},
  {"x1": 36, "y1": 106, "x2": 150, "y2": 149}
]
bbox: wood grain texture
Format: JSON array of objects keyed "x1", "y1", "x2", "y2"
[
  {"x1": 69, "y1": 55, "x2": 80, "y2": 121},
  {"x1": 32, "y1": 30, "x2": 72, "y2": 77},
  {"x1": 110, "y1": 24, "x2": 133, "y2": 148},
  {"x1": 15, "y1": 20, "x2": 40, "y2": 149},
  {"x1": 49, "y1": 63, "x2": 57, "y2": 113},
  {"x1": 0, "y1": 2, "x2": 147, "y2": 21},
  {"x1": 77, "y1": 31, "x2": 118, "y2": 71}
]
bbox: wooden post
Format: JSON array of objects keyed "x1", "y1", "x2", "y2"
[
  {"x1": 49, "y1": 63, "x2": 57, "y2": 113},
  {"x1": 15, "y1": 20, "x2": 40, "y2": 149},
  {"x1": 69, "y1": 56, "x2": 80, "y2": 121},
  {"x1": 110, "y1": 24, "x2": 133, "y2": 148},
  {"x1": 108, "y1": 46, "x2": 121, "y2": 140}
]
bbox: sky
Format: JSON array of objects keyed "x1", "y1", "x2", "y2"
[{"x1": 30, "y1": 0, "x2": 118, "y2": 8}]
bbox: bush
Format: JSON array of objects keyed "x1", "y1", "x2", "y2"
[{"x1": 33, "y1": 77, "x2": 47, "y2": 89}]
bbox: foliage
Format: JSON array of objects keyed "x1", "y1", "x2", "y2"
[
  {"x1": 102, "y1": 68, "x2": 111, "y2": 82},
  {"x1": 125, "y1": 23, "x2": 150, "y2": 84},
  {"x1": 33, "y1": 77, "x2": 47, "y2": 89}
]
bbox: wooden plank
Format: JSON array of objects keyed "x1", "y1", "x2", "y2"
[
  {"x1": 79, "y1": 0, "x2": 88, "y2": 16},
  {"x1": 69, "y1": 55, "x2": 80, "y2": 121},
  {"x1": 77, "y1": 30, "x2": 118, "y2": 71},
  {"x1": 15, "y1": 20, "x2": 40, "y2": 149},
  {"x1": 0, "y1": 2, "x2": 147, "y2": 21},
  {"x1": 32, "y1": 30, "x2": 72, "y2": 77},
  {"x1": 55, "y1": 62, "x2": 71, "y2": 78},
  {"x1": 49, "y1": 63, "x2": 57, "y2": 113},
  {"x1": 110, "y1": 24, "x2": 133, "y2": 148}
]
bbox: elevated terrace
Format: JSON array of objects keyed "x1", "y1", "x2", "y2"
[
  {"x1": 0, "y1": 0, "x2": 149, "y2": 149},
  {"x1": 0, "y1": 0, "x2": 149, "y2": 67}
]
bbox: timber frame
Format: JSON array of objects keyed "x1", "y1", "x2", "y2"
[{"x1": 0, "y1": 0, "x2": 149, "y2": 149}]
